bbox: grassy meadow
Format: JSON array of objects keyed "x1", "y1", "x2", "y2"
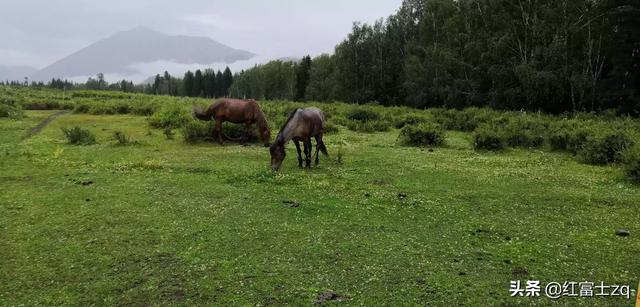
[{"x1": 1, "y1": 87, "x2": 639, "y2": 306}]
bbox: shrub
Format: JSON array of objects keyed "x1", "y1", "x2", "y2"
[
  {"x1": 346, "y1": 108, "x2": 380, "y2": 122},
  {"x1": 399, "y1": 123, "x2": 446, "y2": 147},
  {"x1": 623, "y1": 146, "x2": 640, "y2": 183},
  {"x1": 62, "y1": 126, "x2": 96, "y2": 145},
  {"x1": 0, "y1": 103, "x2": 11, "y2": 117},
  {"x1": 88, "y1": 103, "x2": 117, "y2": 115},
  {"x1": 346, "y1": 120, "x2": 391, "y2": 133},
  {"x1": 73, "y1": 103, "x2": 91, "y2": 114},
  {"x1": 149, "y1": 102, "x2": 190, "y2": 129},
  {"x1": 577, "y1": 128, "x2": 634, "y2": 165},
  {"x1": 394, "y1": 114, "x2": 427, "y2": 129},
  {"x1": 323, "y1": 122, "x2": 340, "y2": 134},
  {"x1": 503, "y1": 116, "x2": 547, "y2": 148},
  {"x1": 430, "y1": 108, "x2": 495, "y2": 132},
  {"x1": 473, "y1": 124, "x2": 506, "y2": 151},
  {"x1": 131, "y1": 103, "x2": 157, "y2": 116},
  {"x1": 182, "y1": 121, "x2": 211, "y2": 144},
  {"x1": 0, "y1": 103, "x2": 23, "y2": 119},
  {"x1": 115, "y1": 102, "x2": 130, "y2": 114}
]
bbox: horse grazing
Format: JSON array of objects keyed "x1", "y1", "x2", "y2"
[
  {"x1": 269, "y1": 107, "x2": 328, "y2": 171},
  {"x1": 193, "y1": 98, "x2": 271, "y2": 146}
]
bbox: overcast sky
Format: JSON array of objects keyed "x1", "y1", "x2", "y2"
[{"x1": 0, "y1": 0, "x2": 403, "y2": 70}]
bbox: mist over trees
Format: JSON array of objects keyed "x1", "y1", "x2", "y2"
[{"x1": 229, "y1": 0, "x2": 639, "y2": 115}]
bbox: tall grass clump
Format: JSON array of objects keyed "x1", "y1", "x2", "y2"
[
  {"x1": 399, "y1": 123, "x2": 446, "y2": 147},
  {"x1": 62, "y1": 126, "x2": 96, "y2": 145},
  {"x1": 112, "y1": 131, "x2": 137, "y2": 146}
]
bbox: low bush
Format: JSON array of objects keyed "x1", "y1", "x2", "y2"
[
  {"x1": 577, "y1": 128, "x2": 634, "y2": 165},
  {"x1": 149, "y1": 102, "x2": 190, "y2": 129},
  {"x1": 182, "y1": 121, "x2": 211, "y2": 144},
  {"x1": 62, "y1": 126, "x2": 96, "y2": 145},
  {"x1": 323, "y1": 122, "x2": 340, "y2": 134},
  {"x1": 430, "y1": 107, "x2": 496, "y2": 132},
  {"x1": 346, "y1": 108, "x2": 380, "y2": 122},
  {"x1": 0, "y1": 101, "x2": 23, "y2": 119},
  {"x1": 623, "y1": 146, "x2": 640, "y2": 183},
  {"x1": 503, "y1": 116, "x2": 547, "y2": 148},
  {"x1": 399, "y1": 123, "x2": 446, "y2": 147},
  {"x1": 73, "y1": 102, "x2": 91, "y2": 114},
  {"x1": 473, "y1": 124, "x2": 506, "y2": 151},
  {"x1": 130, "y1": 102, "x2": 157, "y2": 116},
  {"x1": 346, "y1": 120, "x2": 391, "y2": 133},
  {"x1": 394, "y1": 114, "x2": 427, "y2": 129},
  {"x1": 88, "y1": 103, "x2": 117, "y2": 115}
]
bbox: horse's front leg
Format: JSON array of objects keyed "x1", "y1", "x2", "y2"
[
  {"x1": 304, "y1": 139, "x2": 312, "y2": 169},
  {"x1": 242, "y1": 123, "x2": 251, "y2": 145},
  {"x1": 215, "y1": 120, "x2": 224, "y2": 145},
  {"x1": 294, "y1": 141, "x2": 303, "y2": 168}
]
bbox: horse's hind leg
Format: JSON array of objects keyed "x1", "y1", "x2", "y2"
[
  {"x1": 314, "y1": 136, "x2": 321, "y2": 166},
  {"x1": 304, "y1": 139, "x2": 312, "y2": 168},
  {"x1": 294, "y1": 141, "x2": 303, "y2": 168}
]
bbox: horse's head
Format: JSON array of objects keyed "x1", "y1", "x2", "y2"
[
  {"x1": 269, "y1": 139, "x2": 286, "y2": 171},
  {"x1": 192, "y1": 105, "x2": 210, "y2": 121},
  {"x1": 259, "y1": 125, "x2": 271, "y2": 147}
]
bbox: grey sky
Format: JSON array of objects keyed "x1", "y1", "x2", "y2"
[{"x1": 0, "y1": 0, "x2": 403, "y2": 69}]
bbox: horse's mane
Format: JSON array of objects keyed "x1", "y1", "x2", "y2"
[
  {"x1": 253, "y1": 102, "x2": 270, "y2": 134},
  {"x1": 277, "y1": 108, "x2": 300, "y2": 140}
]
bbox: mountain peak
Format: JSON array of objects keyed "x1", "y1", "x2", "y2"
[{"x1": 31, "y1": 28, "x2": 255, "y2": 81}]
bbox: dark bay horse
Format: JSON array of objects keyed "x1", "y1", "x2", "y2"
[
  {"x1": 193, "y1": 98, "x2": 271, "y2": 146},
  {"x1": 269, "y1": 107, "x2": 328, "y2": 171}
]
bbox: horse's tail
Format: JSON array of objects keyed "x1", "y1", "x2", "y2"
[{"x1": 318, "y1": 138, "x2": 329, "y2": 156}]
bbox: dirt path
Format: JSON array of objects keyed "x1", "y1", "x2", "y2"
[{"x1": 23, "y1": 111, "x2": 70, "y2": 139}]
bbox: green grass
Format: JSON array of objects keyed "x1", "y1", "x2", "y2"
[{"x1": 1, "y1": 108, "x2": 639, "y2": 306}]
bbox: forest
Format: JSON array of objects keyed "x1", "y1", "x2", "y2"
[
  {"x1": 230, "y1": 0, "x2": 639, "y2": 115},
  {"x1": 2, "y1": 0, "x2": 638, "y2": 116}
]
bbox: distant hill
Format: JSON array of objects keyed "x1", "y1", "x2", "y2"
[
  {"x1": 0, "y1": 65, "x2": 38, "y2": 82},
  {"x1": 31, "y1": 27, "x2": 255, "y2": 81}
]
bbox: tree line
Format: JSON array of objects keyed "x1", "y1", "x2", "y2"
[
  {"x1": 229, "y1": 0, "x2": 639, "y2": 115},
  {"x1": 1, "y1": 67, "x2": 235, "y2": 99}
]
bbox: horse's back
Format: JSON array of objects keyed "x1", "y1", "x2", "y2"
[{"x1": 300, "y1": 107, "x2": 325, "y2": 136}]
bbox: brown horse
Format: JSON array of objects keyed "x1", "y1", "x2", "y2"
[
  {"x1": 193, "y1": 98, "x2": 271, "y2": 146},
  {"x1": 269, "y1": 107, "x2": 328, "y2": 171}
]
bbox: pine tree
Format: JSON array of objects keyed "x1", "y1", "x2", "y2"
[
  {"x1": 222, "y1": 67, "x2": 233, "y2": 97},
  {"x1": 194, "y1": 70, "x2": 204, "y2": 97},
  {"x1": 183, "y1": 71, "x2": 195, "y2": 97},
  {"x1": 295, "y1": 56, "x2": 312, "y2": 101}
]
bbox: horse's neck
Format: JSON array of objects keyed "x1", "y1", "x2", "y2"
[{"x1": 279, "y1": 112, "x2": 299, "y2": 143}]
